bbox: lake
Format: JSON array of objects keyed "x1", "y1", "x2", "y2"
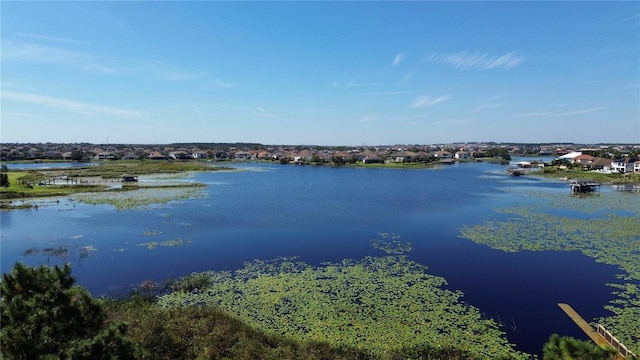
[{"x1": 0, "y1": 160, "x2": 632, "y2": 356}]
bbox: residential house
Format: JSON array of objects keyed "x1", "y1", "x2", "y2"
[
  {"x1": 571, "y1": 154, "x2": 595, "y2": 165},
  {"x1": 147, "y1": 152, "x2": 168, "y2": 160},
  {"x1": 192, "y1": 151, "x2": 208, "y2": 159},
  {"x1": 121, "y1": 152, "x2": 139, "y2": 160},
  {"x1": 454, "y1": 151, "x2": 470, "y2": 160},
  {"x1": 433, "y1": 151, "x2": 452, "y2": 159},
  {"x1": 234, "y1": 151, "x2": 253, "y2": 160},
  {"x1": 392, "y1": 151, "x2": 417, "y2": 163},
  {"x1": 363, "y1": 156, "x2": 382, "y2": 164},
  {"x1": 169, "y1": 151, "x2": 190, "y2": 160},
  {"x1": 256, "y1": 151, "x2": 272, "y2": 160},
  {"x1": 587, "y1": 157, "x2": 613, "y2": 172},
  {"x1": 611, "y1": 157, "x2": 637, "y2": 173},
  {"x1": 95, "y1": 151, "x2": 115, "y2": 160}
]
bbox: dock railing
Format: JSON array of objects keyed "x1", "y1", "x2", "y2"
[{"x1": 597, "y1": 324, "x2": 637, "y2": 358}]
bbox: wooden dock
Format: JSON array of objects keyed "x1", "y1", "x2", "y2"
[{"x1": 558, "y1": 303, "x2": 636, "y2": 359}]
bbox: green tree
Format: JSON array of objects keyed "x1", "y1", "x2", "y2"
[
  {"x1": 542, "y1": 334, "x2": 617, "y2": 360},
  {"x1": 0, "y1": 173, "x2": 9, "y2": 188},
  {"x1": 0, "y1": 262, "x2": 138, "y2": 360},
  {"x1": 70, "y1": 150, "x2": 85, "y2": 161}
]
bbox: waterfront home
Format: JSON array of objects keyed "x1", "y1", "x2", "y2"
[
  {"x1": 169, "y1": 151, "x2": 191, "y2": 160},
  {"x1": 586, "y1": 157, "x2": 613, "y2": 172},
  {"x1": 454, "y1": 151, "x2": 470, "y2": 160},
  {"x1": 192, "y1": 151, "x2": 208, "y2": 159},
  {"x1": 147, "y1": 152, "x2": 168, "y2": 160},
  {"x1": 121, "y1": 152, "x2": 139, "y2": 160},
  {"x1": 571, "y1": 154, "x2": 596, "y2": 165},
  {"x1": 434, "y1": 151, "x2": 453, "y2": 159},
  {"x1": 363, "y1": 156, "x2": 382, "y2": 164},
  {"x1": 95, "y1": 151, "x2": 115, "y2": 160},
  {"x1": 234, "y1": 151, "x2": 253, "y2": 160},
  {"x1": 611, "y1": 157, "x2": 637, "y2": 174}
]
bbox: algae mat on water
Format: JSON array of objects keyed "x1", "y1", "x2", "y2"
[
  {"x1": 158, "y1": 235, "x2": 528, "y2": 359},
  {"x1": 460, "y1": 189, "x2": 640, "y2": 353},
  {"x1": 75, "y1": 186, "x2": 206, "y2": 210}
]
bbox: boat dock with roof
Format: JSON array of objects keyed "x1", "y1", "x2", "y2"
[{"x1": 569, "y1": 179, "x2": 601, "y2": 194}]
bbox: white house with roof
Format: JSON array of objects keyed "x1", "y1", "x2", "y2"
[
  {"x1": 611, "y1": 157, "x2": 637, "y2": 173},
  {"x1": 192, "y1": 151, "x2": 208, "y2": 159},
  {"x1": 454, "y1": 151, "x2": 470, "y2": 159},
  {"x1": 434, "y1": 150, "x2": 453, "y2": 159}
]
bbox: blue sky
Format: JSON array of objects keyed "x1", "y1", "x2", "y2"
[{"x1": 1, "y1": 1, "x2": 639, "y2": 145}]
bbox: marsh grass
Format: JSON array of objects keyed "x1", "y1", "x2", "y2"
[
  {"x1": 0, "y1": 161, "x2": 226, "y2": 202},
  {"x1": 76, "y1": 186, "x2": 206, "y2": 210}
]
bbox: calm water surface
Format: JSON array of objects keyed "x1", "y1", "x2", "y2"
[{"x1": 0, "y1": 161, "x2": 624, "y2": 355}]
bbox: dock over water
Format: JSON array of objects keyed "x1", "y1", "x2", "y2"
[
  {"x1": 558, "y1": 303, "x2": 636, "y2": 359},
  {"x1": 569, "y1": 179, "x2": 601, "y2": 194}
]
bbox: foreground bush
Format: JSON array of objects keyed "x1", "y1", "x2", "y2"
[
  {"x1": 105, "y1": 295, "x2": 488, "y2": 360},
  {"x1": 0, "y1": 262, "x2": 138, "y2": 359}
]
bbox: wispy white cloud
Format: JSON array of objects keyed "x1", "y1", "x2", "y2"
[
  {"x1": 2, "y1": 40, "x2": 217, "y2": 81},
  {"x1": 358, "y1": 114, "x2": 377, "y2": 123},
  {"x1": 134, "y1": 61, "x2": 207, "y2": 81},
  {"x1": 422, "y1": 52, "x2": 524, "y2": 70},
  {"x1": 202, "y1": 78, "x2": 236, "y2": 89},
  {"x1": 1, "y1": 39, "x2": 116, "y2": 74},
  {"x1": 397, "y1": 73, "x2": 412, "y2": 86},
  {"x1": 610, "y1": 82, "x2": 640, "y2": 91},
  {"x1": 516, "y1": 112, "x2": 552, "y2": 117},
  {"x1": 346, "y1": 80, "x2": 384, "y2": 88},
  {"x1": 410, "y1": 95, "x2": 449, "y2": 108},
  {"x1": 479, "y1": 94, "x2": 506, "y2": 103},
  {"x1": 1, "y1": 39, "x2": 92, "y2": 63},
  {"x1": 2, "y1": 111, "x2": 42, "y2": 119},
  {"x1": 472, "y1": 94, "x2": 505, "y2": 112},
  {"x1": 368, "y1": 90, "x2": 417, "y2": 96},
  {"x1": 515, "y1": 106, "x2": 603, "y2": 118},
  {"x1": 392, "y1": 52, "x2": 405, "y2": 66},
  {"x1": 472, "y1": 103, "x2": 502, "y2": 112},
  {"x1": 1, "y1": 91, "x2": 143, "y2": 118},
  {"x1": 17, "y1": 32, "x2": 90, "y2": 45},
  {"x1": 555, "y1": 107, "x2": 603, "y2": 117},
  {"x1": 253, "y1": 106, "x2": 277, "y2": 118}
]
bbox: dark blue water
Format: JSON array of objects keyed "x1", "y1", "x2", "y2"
[{"x1": 0, "y1": 161, "x2": 625, "y2": 355}]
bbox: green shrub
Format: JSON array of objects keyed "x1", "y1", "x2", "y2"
[{"x1": 0, "y1": 262, "x2": 138, "y2": 360}]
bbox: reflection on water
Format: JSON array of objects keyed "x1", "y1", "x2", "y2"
[{"x1": 611, "y1": 184, "x2": 640, "y2": 192}]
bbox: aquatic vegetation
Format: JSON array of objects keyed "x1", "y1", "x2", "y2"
[
  {"x1": 137, "y1": 238, "x2": 190, "y2": 250},
  {"x1": 21, "y1": 244, "x2": 96, "y2": 260},
  {"x1": 75, "y1": 186, "x2": 206, "y2": 210},
  {"x1": 460, "y1": 189, "x2": 640, "y2": 352},
  {"x1": 158, "y1": 256, "x2": 528, "y2": 359},
  {"x1": 371, "y1": 232, "x2": 413, "y2": 255}
]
